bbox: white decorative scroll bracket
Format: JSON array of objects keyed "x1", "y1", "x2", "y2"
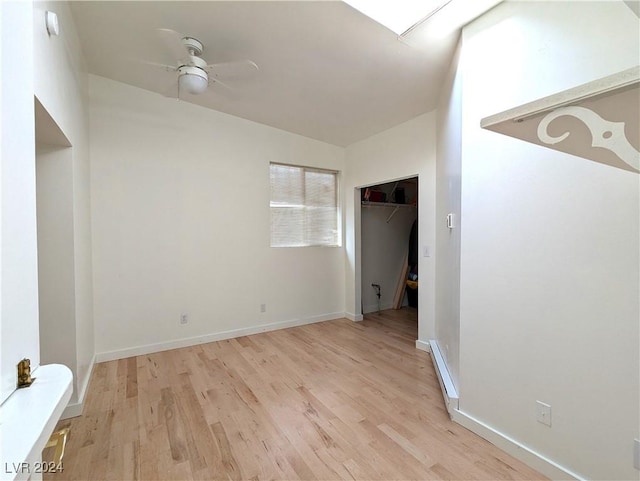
[{"x1": 537, "y1": 106, "x2": 640, "y2": 172}]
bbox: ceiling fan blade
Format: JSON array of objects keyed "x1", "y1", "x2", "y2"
[
  {"x1": 156, "y1": 28, "x2": 190, "y2": 63},
  {"x1": 205, "y1": 59, "x2": 259, "y2": 79},
  {"x1": 140, "y1": 60, "x2": 178, "y2": 72},
  {"x1": 199, "y1": 76, "x2": 242, "y2": 101},
  {"x1": 209, "y1": 77, "x2": 233, "y2": 91}
]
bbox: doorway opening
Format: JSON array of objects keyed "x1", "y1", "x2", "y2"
[
  {"x1": 356, "y1": 176, "x2": 418, "y2": 325},
  {"x1": 35, "y1": 97, "x2": 78, "y2": 404}
]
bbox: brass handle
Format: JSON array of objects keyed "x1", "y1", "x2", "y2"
[{"x1": 45, "y1": 428, "x2": 70, "y2": 466}]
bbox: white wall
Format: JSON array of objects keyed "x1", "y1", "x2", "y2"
[
  {"x1": 361, "y1": 205, "x2": 416, "y2": 313},
  {"x1": 33, "y1": 0, "x2": 94, "y2": 409},
  {"x1": 89, "y1": 75, "x2": 345, "y2": 357},
  {"x1": 36, "y1": 144, "x2": 77, "y2": 379},
  {"x1": 435, "y1": 40, "x2": 462, "y2": 390},
  {"x1": 457, "y1": 2, "x2": 639, "y2": 479},
  {"x1": 0, "y1": 0, "x2": 39, "y2": 405},
  {"x1": 344, "y1": 113, "x2": 436, "y2": 340}
]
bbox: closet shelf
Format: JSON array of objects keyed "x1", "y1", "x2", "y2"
[
  {"x1": 361, "y1": 201, "x2": 416, "y2": 208},
  {"x1": 481, "y1": 66, "x2": 639, "y2": 173},
  {"x1": 362, "y1": 201, "x2": 416, "y2": 223}
]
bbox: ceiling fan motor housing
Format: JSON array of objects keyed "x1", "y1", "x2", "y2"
[
  {"x1": 178, "y1": 65, "x2": 208, "y2": 80},
  {"x1": 178, "y1": 55, "x2": 209, "y2": 82}
]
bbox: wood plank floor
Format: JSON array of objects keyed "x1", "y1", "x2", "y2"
[{"x1": 45, "y1": 309, "x2": 546, "y2": 480}]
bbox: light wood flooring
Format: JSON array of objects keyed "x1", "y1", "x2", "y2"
[{"x1": 45, "y1": 309, "x2": 545, "y2": 480}]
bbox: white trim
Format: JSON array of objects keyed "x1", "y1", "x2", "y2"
[
  {"x1": 429, "y1": 339, "x2": 459, "y2": 412},
  {"x1": 61, "y1": 355, "x2": 96, "y2": 419},
  {"x1": 362, "y1": 302, "x2": 394, "y2": 314},
  {"x1": 415, "y1": 339, "x2": 431, "y2": 352},
  {"x1": 451, "y1": 409, "x2": 583, "y2": 480},
  {"x1": 344, "y1": 312, "x2": 364, "y2": 322},
  {"x1": 96, "y1": 312, "x2": 345, "y2": 362},
  {"x1": 61, "y1": 400, "x2": 84, "y2": 420}
]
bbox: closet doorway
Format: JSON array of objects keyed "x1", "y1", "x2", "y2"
[{"x1": 359, "y1": 177, "x2": 418, "y2": 318}]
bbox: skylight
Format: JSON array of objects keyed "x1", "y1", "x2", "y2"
[{"x1": 343, "y1": 0, "x2": 452, "y2": 36}]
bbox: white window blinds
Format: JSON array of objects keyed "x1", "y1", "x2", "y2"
[{"x1": 270, "y1": 163, "x2": 339, "y2": 247}]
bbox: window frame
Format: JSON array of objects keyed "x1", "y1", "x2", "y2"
[{"x1": 269, "y1": 162, "x2": 341, "y2": 248}]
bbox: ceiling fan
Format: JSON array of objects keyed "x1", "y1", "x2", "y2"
[{"x1": 148, "y1": 28, "x2": 259, "y2": 97}]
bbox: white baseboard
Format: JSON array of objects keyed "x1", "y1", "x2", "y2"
[
  {"x1": 415, "y1": 339, "x2": 431, "y2": 352},
  {"x1": 344, "y1": 312, "x2": 364, "y2": 322},
  {"x1": 429, "y1": 340, "x2": 459, "y2": 412},
  {"x1": 451, "y1": 409, "x2": 582, "y2": 480},
  {"x1": 62, "y1": 400, "x2": 84, "y2": 419},
  {"x1": 362, "y1": 302, "x2": 394, "y2": 314},
  {"x1": 96, "y1": 312, "x2": 345, "y2": 362},
  {"x1": 61, "y1": 354, "x2": 96, "y2": 419}
]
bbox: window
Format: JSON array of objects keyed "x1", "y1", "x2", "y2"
[{"x1": 270, "y1": 163, "x2": 339, "y2": 247}]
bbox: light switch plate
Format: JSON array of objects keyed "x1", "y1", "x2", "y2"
[
  {"x1": 423, "y1": 245, "x2": 430, "y2": 257},
  {"x1": 634, "y1": 438, "x2": 639, "y2": 470},
  {"x1": 446, "y1": 213, "x2": 455, "y2": 229}
]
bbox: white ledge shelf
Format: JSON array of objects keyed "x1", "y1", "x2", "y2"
[
  {"x1": 0, "y1": 364, "x2": 73, "y2": 481},
  {"x1": 481, "y1": 66, "x2": 640, "y2": 173}
]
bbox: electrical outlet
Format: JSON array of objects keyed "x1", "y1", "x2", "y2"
[
  {"x1": 536, "y1": 400, "x2": 551, "y2": 427},
  {"x1": 260, "y1": 304, "x2": 266, "y2": 313},
  {"x1": 180, "y1": 314, "x2": 188, "y2": 324}
]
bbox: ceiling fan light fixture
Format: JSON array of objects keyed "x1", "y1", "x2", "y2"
[{"x1": 178, "y1": 66, "x2": 208, "y2": 94}]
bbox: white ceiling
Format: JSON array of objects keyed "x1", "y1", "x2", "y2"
[{"x1": 70, "y1": 0, "x2": 501, "y2": 146}]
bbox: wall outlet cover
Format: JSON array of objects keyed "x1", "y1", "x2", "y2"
[{"x1": 536, "y1": 400, "x2": 552, "y2": 427}]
